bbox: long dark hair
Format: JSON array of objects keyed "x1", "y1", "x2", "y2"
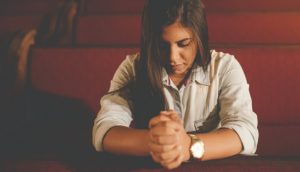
[{"x1": 131, "y1": 0, "x2": 211, "y2": 129}]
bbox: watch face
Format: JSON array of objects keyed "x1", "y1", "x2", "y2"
[{"x1": 191, "y1": 141, "x2": 204, "y2": 158}]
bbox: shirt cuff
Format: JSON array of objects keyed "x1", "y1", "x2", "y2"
[{"x1": 221, "y1": 124, "x2": 258, "y2": 155}]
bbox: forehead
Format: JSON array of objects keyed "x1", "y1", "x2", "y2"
[{"x1": 161, "y1": 22, "x2": 193, "y2": 42}]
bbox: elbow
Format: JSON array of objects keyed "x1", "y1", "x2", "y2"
[
  {"x1": 92, "y1": 125, "x2": 104, "y2": 152},
  {"x1": 94, "y1": 145, "x2": 102, "y2": 152},
  {"x1": 92, "y1": 136, "x2": 101, "y2": 152},
  {"x1": 223, "y1": 122, "x2": 259, "y2": 155},
  {"x1": 92, "y1": 134, "x2": 100, "y2": 152},
  {"x1": 239, "y1": 126, "x2": 259, "y2": 155}
]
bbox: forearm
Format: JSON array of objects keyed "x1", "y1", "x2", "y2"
[
  {"x1": 195, "y1": 128, "x2": 242, "y2": 161},
  {"x1": 103, "y1": 126, "x2": 150, "y2": 156}
]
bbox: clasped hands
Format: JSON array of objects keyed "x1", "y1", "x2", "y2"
[{"x1": 148, "y1": 110, "x2": 191, "y2": 169}]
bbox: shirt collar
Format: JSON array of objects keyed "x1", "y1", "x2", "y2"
[
  {"x1": 191, "y1": 64, "x2": 211, "y2": 86},
  {"x1": 162, "y1": 64, "x2": 210, "y2": 86},
  {"x1": 162, "y1": 69, "x2": 169, "y2": 85}
]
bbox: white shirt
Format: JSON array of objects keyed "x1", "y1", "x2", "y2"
[{"x1": 93, "y1": 50, "x2": 259, "y2": 155}]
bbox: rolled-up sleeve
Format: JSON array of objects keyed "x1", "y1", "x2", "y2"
[
  {"x1": 92, "y1": 54, "x2": 137, "y2": 151},
  {"x1": 218, "y1": 56, "x2": 259, "y2": 155}
]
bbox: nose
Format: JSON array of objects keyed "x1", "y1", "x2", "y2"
[{"x1": 169, "y1": 45, "x2": 180, "y2": 65}]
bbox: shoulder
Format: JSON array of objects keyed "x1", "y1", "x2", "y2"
[
  {"x1": 210, "y1": 50, "x2": 247, "y2": 86},
  {"x1": 211, "y1": 49, "x2": 237, "y2": 66},
  {"x1": 125, "y1": 52, "x2": 140, "y2": 64},
  {"x1": 119, "y1": 52, "x2": 139, "y2": 73},
  {"x1": 210, "y1": 49, "x2": 242, "y2": 75},
  {"x1": 109, "y1": 53, "x2": 139, "y2": 91},
  {"x1": 118, "y1": 52, "x2": 139, "y2": 72}
]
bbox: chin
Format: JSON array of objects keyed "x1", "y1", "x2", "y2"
[{"x1": 173, "y1": 71, "x2": 187, "y2": 76}]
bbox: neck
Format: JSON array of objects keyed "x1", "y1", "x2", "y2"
[{"x1": 169, "y1": 73, "x2": 189, "y2": 88}]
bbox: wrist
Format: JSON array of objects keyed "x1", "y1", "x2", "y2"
[
  {"x1": 183, "y1": 133, "x2": 192, "y2": 161},
  {"x1": 145, "y1": 130, "x2": 152, "y2": 155}
]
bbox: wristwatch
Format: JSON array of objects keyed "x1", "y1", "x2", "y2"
[{"x1": 189, "y1": 134, "x2": 205, "y2": 160}]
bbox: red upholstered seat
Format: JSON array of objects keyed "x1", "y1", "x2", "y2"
[
  {"x1": 76, "y1": 15, "x2": 141, "y2": 46},
  {"x1": 208, "y1": 12, "x2": 300, "y2": 45},
  {"x1": 86, "y1": 0, "x2": 146, "y2": 15},
  {"x1": 0, "y1": 0, "x2": 59, "y2": 15},
  {"x1": 203, "y1": 0, "x2": 300, "y2": 11},
  {"x1": 30, "y1": 48, "x2": 138, "y2": 113},
  {"x1": 85, "y1": 0, "x2": 300, "y2": 15},
  {"x1": 257, "y1": 125, "x2": 300, "y2": 156},
  {"x1": 0, "y1": 16, "x2": 42, "y2": 37},
  {"x1": 76, "y1": 12, "x2": 300, "y2": 46}
]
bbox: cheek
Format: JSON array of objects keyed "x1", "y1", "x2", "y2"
[{"x1": 182, "y1": 48, "x2": 197, "y2": 65}]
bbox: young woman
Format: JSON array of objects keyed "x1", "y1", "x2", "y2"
[{"x1": 93, "y1": 0, "x2": 258, "y2": 169}]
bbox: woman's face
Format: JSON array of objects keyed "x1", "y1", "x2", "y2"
[{"x1": 161, "y1": 22, "x2": 197, "y2": 77}]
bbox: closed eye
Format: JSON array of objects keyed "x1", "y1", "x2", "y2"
[
  {"x1": 160, "y1": 38, "x2": 193, "y2": 50},
  {"x1": 177, "y1": 38, "x2": 192, "y2": 47}
]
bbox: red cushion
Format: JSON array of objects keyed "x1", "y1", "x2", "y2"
[
  {"x1": 0, "y1": 0, "x2": 59, "y2": 15},
  {"x1": 76, "y1": 15, "x2": 141, "y2": 46},
  {"x1": 208, "y1": 12, "x2": 300, "y2": 45},
  {"x1": 0, "y1": 16, "x2": 41, "y2": 37},
  {"x1": 76, "y1": 12, "x2": 300, "y2": 46},
  {"x1": 85, "y1": 0, "x2": 300, "y2": 14},
  {"x1": 86, "y1": 0, "x2": 146, "y2": 14},
  {"x1": 257, "y1": 125, "x2": 300, "y2": 156},
  {"x1": 203, "y1": 0, "x2": 300, "y2": 11},
  {"x1": 30, "y1": 48, "x2": 138, "y2": 113}
]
